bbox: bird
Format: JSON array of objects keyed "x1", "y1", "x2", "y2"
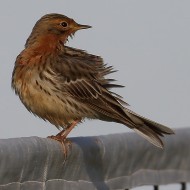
[{"x1": 12, "y1": 13, "x2": 174, "y2": 149}]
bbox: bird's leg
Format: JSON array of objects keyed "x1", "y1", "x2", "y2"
[
  {"x1": 59, "y1": 119, "x2": 80, "y2": 138},
  {"x1": 48, "y1": 119, "x2": 80, "y2": 159}
]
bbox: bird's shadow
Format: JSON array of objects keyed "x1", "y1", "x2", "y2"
[{"x1": 72, "y1": 136, "x2": 110, "y2": 190}]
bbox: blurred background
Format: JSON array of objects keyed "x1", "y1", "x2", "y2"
[{"x1": 0, "y1": 1, "x2": 189, "y2": 189}]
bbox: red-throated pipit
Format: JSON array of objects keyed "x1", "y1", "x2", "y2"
[{"x1": 12, "y1": 13, "x2": 174, "y2": 150}]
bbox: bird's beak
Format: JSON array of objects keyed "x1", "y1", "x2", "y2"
[{"x1": 75, "y1": 23, "x2": 92, "y2": 30}]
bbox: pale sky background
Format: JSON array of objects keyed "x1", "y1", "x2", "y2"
[{"x1": 0, "y1": 1, "x2": 190, "y2": 189}]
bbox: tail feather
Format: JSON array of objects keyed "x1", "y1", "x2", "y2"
[
  {"x1": 124, "y1": 108, "x2": 174, "y2": 148},
  {"x1": 133, "y1": 126, "x2": 164, "y2": 148}
]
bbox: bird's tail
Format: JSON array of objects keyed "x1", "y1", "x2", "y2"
[{"x1": 124, "y1": 108, "x2": 174, "y2": 148}]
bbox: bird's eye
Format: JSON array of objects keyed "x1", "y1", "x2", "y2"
[{"x1": 60, "y1": 21, "x2": 68, "y2": 28}]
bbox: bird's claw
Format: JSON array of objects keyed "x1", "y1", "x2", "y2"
[{"x1": 47, "y1": 135, "x2": 72, "y2": 160}]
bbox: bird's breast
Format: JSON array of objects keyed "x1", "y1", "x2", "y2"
[{"x1": 12, "y1": 64, "x2": 96, "y2": 127}]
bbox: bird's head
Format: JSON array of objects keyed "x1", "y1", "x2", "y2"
[{"x1": 25, "y1": 13, "x2": 91, "y2": 48}]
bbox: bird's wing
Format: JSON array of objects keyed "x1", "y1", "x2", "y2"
[
  {"x1": 49, "y1": 47, "x2": 174, "y2": 148},
  {"x1": 50, "y1": 47, "x2": 130, "y2": 121},
  {"x1": 54, "y1": 47, "x2": 125, "y2": 99}
]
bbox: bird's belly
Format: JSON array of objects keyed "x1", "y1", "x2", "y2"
[{"x1": 18, "y1": 82, "x2": 95, "y2": 127}]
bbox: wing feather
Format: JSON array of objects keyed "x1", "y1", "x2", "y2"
[{"x1": 48, "y1": 46, "x2": 174, "y2": 148}]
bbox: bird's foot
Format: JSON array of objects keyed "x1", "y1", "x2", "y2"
[
  {"x1": 47, "y1": 120, "x2": 81, "y2": 160},
  {"x1": 48, "y1": 134, "x2": 72, "y2": 160}
]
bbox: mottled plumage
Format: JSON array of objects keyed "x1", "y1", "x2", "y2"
[{"x1": 12, "y1": 13, "x2": 174, "y2": 148}]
